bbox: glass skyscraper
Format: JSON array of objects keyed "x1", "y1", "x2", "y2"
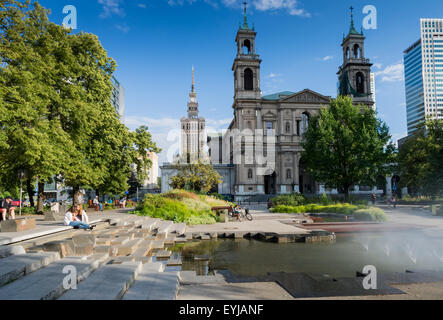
[{"x1": 404, "y1": 19, "x2": 443, "y2": 135}]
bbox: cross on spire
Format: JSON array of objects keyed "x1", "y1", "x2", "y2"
[
  {"x1": 241, "y1": 1, "x2": 250, "y2": 29},
  {"x1": 191, "y1": 65, "x2": 195, "y2": 93}
]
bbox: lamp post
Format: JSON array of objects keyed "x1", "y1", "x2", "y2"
[{"x1": 18, "y1": 169, "x2": 27, "y2": 216}]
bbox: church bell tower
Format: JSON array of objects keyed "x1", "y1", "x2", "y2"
[
  {"x1": 337, "y1": 7, "x2": 374, "y2": 108},
  {"x1": 232, "y1": 2, "x2": 262, "y2": 101}
]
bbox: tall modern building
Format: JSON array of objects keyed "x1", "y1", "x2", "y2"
[
  {"x1": 404, "y1": 18, "x2": 443, "y2": 135},
  {"x1": 111, "y1": 76, "x2": 125, "y2": 119},
  {"x1": 180, "y1": 67, "x2": 207, "y2": 163}
]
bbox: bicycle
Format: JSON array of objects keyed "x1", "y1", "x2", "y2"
[{"x1": 230, "y1": 207, "x2": 253, "y2": 221}]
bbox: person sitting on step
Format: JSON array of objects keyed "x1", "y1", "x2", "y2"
[{"x1": 64, "y1": 204, "x2": 94, "y2": 230}]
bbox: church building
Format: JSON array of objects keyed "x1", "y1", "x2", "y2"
[{"x1": 209, "y1": 6, "x2": 376, "y2": 201}]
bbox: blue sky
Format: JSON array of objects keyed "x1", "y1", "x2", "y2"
[{"x1": 38, "y1": 0, "x2": 443, "y2": 164}]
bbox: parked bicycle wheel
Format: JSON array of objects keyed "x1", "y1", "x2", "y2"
[{"x1": 245, "y1": 209, "x2": 253, "y2": 221}]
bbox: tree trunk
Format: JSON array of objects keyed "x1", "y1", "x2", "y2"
[
  {"x1": 73, "y1": 186, "x2": 82, "y2": 206},
  {"x1": 343, "y1": 185, "x2": 350, "y2": 202},
  {"x1": 26, "y1": 178, "x2": 35, "y2": 207},
  {"x1": 37, "y1": 181, "x2": 45, "y2": 214}
]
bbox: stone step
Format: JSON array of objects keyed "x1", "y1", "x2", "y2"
[
  {"x1": 166, "y1": 258, "x2": 182, "y2": 266},
  {"x1": 0, "y1": 253, "x2": 108, "y2": 300},
  {"x1": 110, "y1": 237, "x2": 130, "y2": 246},
  {"x1": 0, "y1": 252, "x2": 60, "y2": 287},
  {"x1": 140, "y1": 218, "x2": 161, "y2": 231},
  {"x1": 43, "y1": 240, "x2": 74, "y2": 258},
  {"x1": 155, "y1": 250, "x2": 172, "y2": 259},
  {"x1": 94, "y1": 245, "x2": 117, "y2": 256},
  {"x1": 123, "y1": 263, "x2": 178, "y2": 300},
  {"x1": 59, "y1": 261, "x2": 142, "y2": 300},
  {"x1": 1, "y1": 218, "x2": 36, "y2": 232},
  {"x1": 151, "y1": 239, "x2": 165, "y2": 250},
  {"x1": 170, "y1": 223, "x2": 187, "y2": 236},
  {"x1": 178, "y1": 270, "x2": 227, "y2": 285},
  {"x1": 156, "y1": 221, "x2": 174, "y2": 237},
  {"x1": 174, "y1": 237, "x2": 187, "y2": 244},
  {"x1": 0, "y1": 245, "x2": 26, "y2": 258},
  {"x1": 115, "y1": 239, "x2": 143, "y2": 256}
]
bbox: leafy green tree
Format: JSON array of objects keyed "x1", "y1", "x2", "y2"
[
  {"x1": 0, "y1": 0, "x2": 160, "y2": 209},
  {"x1": 170, "y1": 161, "x2": 222, "y2": 194},
  {"x1": 301, "y1": 96, "x2": 396, "y2": 198},
  {"x1": 398, "y1": 119, "x2": 443, "y2": 198},
  {"x1": 0, "y1": 0, "x2": 73, "y2": 212}
]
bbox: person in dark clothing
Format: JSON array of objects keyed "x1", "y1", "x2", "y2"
[{"x1": 1, "y1": 197, "x2": 16, "y2": 220}]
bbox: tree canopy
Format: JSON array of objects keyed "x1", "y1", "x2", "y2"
[
  {"x1": 0, "y1": 0, "x2": 159, "y2": 207},
  {"x1": 397, "y1": 119, "x2": 443, "y2": 198},
  {"x1": 301, "y1": 96, "x2": 396, "y2": 197},
  {"x1": 170, "y1": 161, "x2": 222, "y2": 194}
]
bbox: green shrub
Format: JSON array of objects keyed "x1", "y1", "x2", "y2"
[
  {"x1": 270, "y1": 203, "x2": 363, "y2": 215},
  {"x1": 353, "y1": 207, "x2": 387, "y2": 222},
  {"x1": 133, "y1": 190, "x2": 232, "y2": 225},
  {"x1": 270, "y1": 193, "x2": 305, "y2": 207}
]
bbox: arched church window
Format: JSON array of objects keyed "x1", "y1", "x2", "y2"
[
  {"x1": 243, "y1": 39, "x2": 251, "y2": 55},
  {"x1": 353, "y1": 44, "x2": 360, "y2": 58},
  {"x1": 244, "y1": 68, "x2": 253, "y2": 91},
  {"x1": 285, "y1": 122, "x2": 291, "y2": 133},
  {"x1": 247, "y1": 121, "x2": 252, "y2": 129},
  {"x1": 248, "y1": 169, "x2": 253, "y2": 179},
  {"x1": 286, "y1": 169, "x2": 292, "y2": 180},
  {"x1": 346, "y1": 47, "x2": 350, "y2": 59},
  {"x1": 301, "y1": 112, "x2": 310, "y2": 136},
  {"x1": 356, "y1": 72, "x2": 365, "y2": 94}
]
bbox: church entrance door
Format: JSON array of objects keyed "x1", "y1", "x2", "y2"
[{"x1": 264, "y1": 172, "x2": 276, "y2": 195}]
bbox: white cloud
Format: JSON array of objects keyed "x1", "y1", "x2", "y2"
[
  {"x1": 98, "y1": 0, "x2": 125, "y2": 18},
  {"x1": 373, "y1": 63, "x2": 382, "y2": 69},
  {"x1": 317, "y1": 55, "x2": 333, "y2": 61},
  {"x1": 374, "y1": 63, "x2": 404, "y2": 82},
  {"x1": 137, "y1": 3, "x2": 147, "y2": 8},
  {"x1": 252, "y1": 0, "x2": 310, "y2": 17},
  {"x1": 115, "y1": 24, "x2": 130, "y2": 33}
]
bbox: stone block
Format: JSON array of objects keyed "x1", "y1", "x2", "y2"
[
  {"x1": 166, "y1": 258, "x2": 182, "y2": 266},
  {"x1": 43, "y1": 240, "x2": 74, "y2": 258},
  {"x1": 164, "y1": 237, "x2": 175, "y2": 245},
  {"x1": 201, "y1": 234, "x2": 211, "y2": 240},
  {"x1": 44, "y1": 211, "x2": 64, "y2": 222},
  {"x1": 115, "y1": 239, "x2": 142, "y2": 256},
  {"x1": 72, "y1": 234, "x2": 96, "y2": 247},
  {"x1": 151, "y1": 240, "x2": 164, "y2": 250},
  {"x1": 174, "y1": 237, "x2": 187, "y2": 243},
  {"x1": 156, "y1": 250, "x2": 172, "y2": 259},
  {"x1": 0, "y1": 245, "x2": 26, "y2": 258},
  {"x1": 94, "y1": 245, "x2": 112, "y2": 255},
  {"x1": 74, "y1": 244, "x2": 94, "y2": 256},
  {"x1": 111, "y1": 237, "x2": 130, "y2": 246},
  {"x1": 96, "y1": 239, "x2": 111, "y2": 246},
  {"x1": 1, "y1": 218, "x2": 35, "y2": 233}
]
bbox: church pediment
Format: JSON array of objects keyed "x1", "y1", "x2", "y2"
[
  {"x1": 280, "y1": 89, "x2": 330, "y2": 104},
  {"x1": 262, "y1": 110, "x2": 277, "y2": 119}
]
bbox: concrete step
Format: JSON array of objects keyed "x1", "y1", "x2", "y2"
[
  {"x1": 156, "y1": 221, "x2": 174, "y2": 237},
  {"x1": 115, "y1": 239, "x2": 143, "y2": 256},
  {"x1": 179, "y1": 270, "x2": 227, "y2": 285},
  {"x1": 151, "y1": 239, "x2": 165, "y2": 250},
  {"x1": 0, "y1": 245, "x2": 26, "y2": 258},
  {"x1": 59, "y1": 261, "x2": 142, "y2": 300},
  {"x1": 0, "y1": 253, "x2": 108, "y2": 300},
  {"x1": 123, "y1": 263, "x2": 178, "y2": 300},
  {"x1": 156, "y1": 250, "x2": 172, "y2": 259},
  {"x1": 140, "y1": 218, "x2": 161, "y2": 231},
  {"x1": 170, "y1": 223, "x2": 186, "y2": 236},
  {"x1": 0, "y1": 252, "x2": 60, "y2": 287}
]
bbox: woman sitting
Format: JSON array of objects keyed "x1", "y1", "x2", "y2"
[{"x1": 64, "y1": 204, "x2": 94, "y2": 230}]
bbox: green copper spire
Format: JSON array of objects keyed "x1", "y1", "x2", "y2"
[
  {"x1": 348, "y1": 6, "x2": 361, "y2": 35},
  {"x1": 241, "y1": 1, "x2": 250, "y2": 30}
]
